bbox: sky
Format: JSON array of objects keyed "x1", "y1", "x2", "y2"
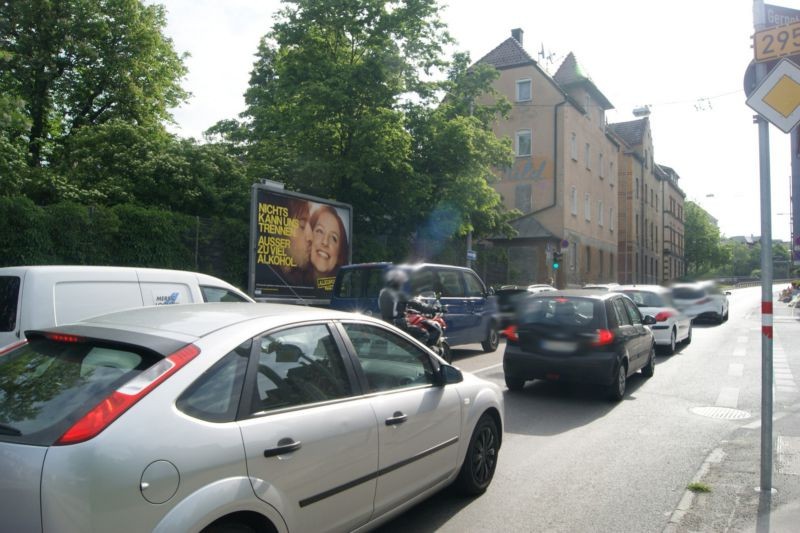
[{"x1": 155, "y1": 0, "x2": 797, "y2": 242}]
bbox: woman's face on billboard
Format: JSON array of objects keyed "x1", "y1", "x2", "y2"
[{"x1": 310, "y1": 210, "x2": 341, "y2": 275}]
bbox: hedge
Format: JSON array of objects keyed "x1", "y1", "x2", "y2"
[{"x1": 0, "y1": 196, "x2": 249, "y2": 289}]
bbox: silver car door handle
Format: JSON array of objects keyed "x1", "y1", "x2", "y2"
[
  {"x1": 385, "y1": 411, "x2": 408, "y2": 426},
  {"x1": 264, "y1": 438, "x2": 302, "y2": 457}
]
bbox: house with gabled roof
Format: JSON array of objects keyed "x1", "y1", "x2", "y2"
[{"x1": 477, "y1": 29, "x2": 620, "y2": 288}]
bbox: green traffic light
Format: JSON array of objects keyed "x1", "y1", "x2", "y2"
[{"x1": 553, "y1": 263, "x2": 559, "y2": 269}]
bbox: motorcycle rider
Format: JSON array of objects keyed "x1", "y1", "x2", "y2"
[{"x1": 378, "y1": 268, "x2": 442, "y2": 345}]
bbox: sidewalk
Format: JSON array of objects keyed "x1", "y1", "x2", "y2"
[
  {"x1": 664, "y1": 304, "x2": 800, "y2": 533},
  {"x1": 664, "y1": 405, "x2": 800, "y2": 533}
]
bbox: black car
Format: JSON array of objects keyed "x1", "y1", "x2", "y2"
[
  {"x1": 496, "y1": 284, "x2": 556, "y2": 328},
  {"x1": 502, "y1": 290, "x2": 656, "y2": 401}
]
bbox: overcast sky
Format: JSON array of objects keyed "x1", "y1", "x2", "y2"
[{"x1": 156, "y1": 0, "x2": 797, "y2": 241}]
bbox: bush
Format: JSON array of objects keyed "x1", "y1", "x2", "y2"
[{"x1": 0, "y1": 196, "x2": 53, "y2": 265}]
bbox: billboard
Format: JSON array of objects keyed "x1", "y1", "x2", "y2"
[{"x1": 249, "y1": 184, "x2": 352, "y2": 301}]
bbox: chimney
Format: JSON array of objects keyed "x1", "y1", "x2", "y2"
[{"x1": 511, "y1": 28, "x2": 523, "y2": 45}]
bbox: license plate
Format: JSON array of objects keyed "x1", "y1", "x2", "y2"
[{"x1": 541, "y1": 339, "x2": 576, "y2": 352}]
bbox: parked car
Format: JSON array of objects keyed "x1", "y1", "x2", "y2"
[
  {"x1": 0, "y1": 303, "x2": 503, "y2": 533},
  {"x1": 0, "y1": 265, "x2": 253, "y2": 350},
  {"x1": 670, "y1": 281, "x2": 729, "y2": 324},
  {"x1": 502, "y1": 290, "x2": 656, "y2": 401},
  {"x1": 496, "y1": 284, "x2": 556, "y2": 328},
  {"x1": 331, "y1": 262, "x2": 501, "y2": 351},
  {"x1": 611, "y1": 285, "x2": 692, "y2": 354}
]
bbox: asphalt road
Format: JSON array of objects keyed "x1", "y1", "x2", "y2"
[{"x1": 375, "y1": 285, "x2": 790, "y2": 533}]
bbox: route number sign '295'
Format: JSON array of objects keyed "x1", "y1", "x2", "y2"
[{"x1": 754, "y1": 20, "x2": 800, "y2": 62}]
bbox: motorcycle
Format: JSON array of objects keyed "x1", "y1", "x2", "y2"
[{"x1": 405, "y1": 292, "x2": 451, "y2": 363}]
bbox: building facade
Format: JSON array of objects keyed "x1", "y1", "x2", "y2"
[
  {"x1": 657, "y1": 164, "x2": 686, "y2": 282},
  {"x1": 479, "y1": 29, "x2": 619, "y2": 288}
]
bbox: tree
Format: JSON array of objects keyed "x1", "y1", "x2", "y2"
[
  {"x1": 0, "y1": 0, "x2": 188, "y2": 168},
  {"x1": 684, "y1": 201, "x2": 730, "y2": 276},
  {"x1": 220, "y1": 0, "x2": 515, "y2": 260},
  {"x1": 51, "y1": 120, "x2": 250, "y2": 218}
]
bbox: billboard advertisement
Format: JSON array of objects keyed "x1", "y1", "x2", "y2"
[{"x1": 249, "y1": 184, "x2": 352, "y2": 301}]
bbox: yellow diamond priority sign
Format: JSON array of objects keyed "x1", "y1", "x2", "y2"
[{"x1": 747, "y1": 58, "x2": 800, "y2": 133}]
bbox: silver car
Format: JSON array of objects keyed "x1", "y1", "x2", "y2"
[
  {"x1": 671, "y1": 281, "x2": 730, "y2": 324},
  {"x1": 611, "y1": 285, "x2": 692, "y2": 354},
  {"x1": 0, "y1": 303, "x2": 503, "y2": 533}
]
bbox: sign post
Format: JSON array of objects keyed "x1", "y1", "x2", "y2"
[{"x1": 753, "y1": 0, "x2": 776, "y2": 495}]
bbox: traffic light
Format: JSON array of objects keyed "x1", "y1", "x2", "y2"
[{"x1": 552, "y1": 251, "x2": 563, "y2": 270}]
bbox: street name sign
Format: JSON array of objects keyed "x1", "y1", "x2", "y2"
[{"x1": 746, "y1": 58, "x2": 800, "y2": 133}]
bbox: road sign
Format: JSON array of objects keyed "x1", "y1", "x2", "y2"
[
  {"x1": 466, "y1": 250, "x2": 477, "y2": 261},
  {"x1": 754, "y1": 21, "x2": 800, "y2": 62},
  {"x1": 746, "y1": 58, "x2": 800, "y2": 133}
]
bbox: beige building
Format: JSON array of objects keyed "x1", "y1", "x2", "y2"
[
  {"x1": 657, "y1": 165, "x2": 686, "y2": 282},
  {"x1": 603, "y1": 118, "x2": 687, "y2": 284},
  {"x1": 478, "y1": 29, "x2": 619, "y2": 288}
]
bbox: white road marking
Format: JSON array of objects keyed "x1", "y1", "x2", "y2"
[
  {"x1": 473, "y1": 362, "x2": 503, "y2": 374},
  {"x1": 732, "y1": 347, "x2": 746, "y2": 357},
  {"x1": 728, "y1": 364, "x2": 744, "y2": 377},
  {"x1": 716, "y1": 387, "x2": 740, "y2": 408}
]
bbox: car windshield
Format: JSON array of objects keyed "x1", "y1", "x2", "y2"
[
  {"x1": 0, "y1": 337, "x2": 159, "y2": 446},
  {"x1": 620, "y1": 290, "x2": 672, "y2": 308},
  {"x1": 517, "y1": 296, "x2": 604, "y2": 329}
]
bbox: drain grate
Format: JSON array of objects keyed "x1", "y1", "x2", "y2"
[{"x1": 691, "y1": 406, "x2": 752, "y2": 420}]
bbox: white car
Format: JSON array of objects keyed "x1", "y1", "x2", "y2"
[
  {"x1": 612, "y1": 285, "x2": 692, "y2": 354},
  {"x1": 0, "y1": 303, "x2": 503, "y2": 533},
  {"x1": 671, "y1": 281, "x2": 730, "y2": 324}
]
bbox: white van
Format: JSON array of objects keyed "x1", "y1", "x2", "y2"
[{"x1": 0, "y1": 266, "x2": 253, "y2": 349}]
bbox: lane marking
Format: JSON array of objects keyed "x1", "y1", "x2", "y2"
[
  {"x1": 473, "y1": 362, "x2": 503, "y2": 374},
  {"x1": 729, "y1": 364, "x2": 744, "y2": 377},
  {"x1": 733, "y1": 347, "x2": 746, "y2": 357},
  {"x1": 716, "y1": 387, "x2": 740, "y2": 408}
]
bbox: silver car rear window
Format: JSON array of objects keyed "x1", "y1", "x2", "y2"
[
  {"x1": 0, "y1": 338, "x2": 158, "y2": 446},
  {"x1": 672, "y1": 287, "x2": 705, "y2": 300}
]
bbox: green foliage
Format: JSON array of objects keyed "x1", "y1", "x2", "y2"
[
  {"x1": 217, "y1": 0, "x2": 516, "y2": 263},
  {"x1": 0, "y1": 197, "x2": 247, "y2": 287},
  {"x1": 0, "y1": 197, "x2": 53, "y2": 265},
  {"x1": 0, "y1": 0, "x2": 188, "y2": 167},
  {"x1": 684, "y1": 201, "x2": 730, "y2": 276}
]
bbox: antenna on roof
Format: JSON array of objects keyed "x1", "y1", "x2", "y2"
[
  {"x1": 632, "y1": 105, "x2": 651, "y2": 117},
  {"x1": 538, "y1": 43, "x2": 557, "y2": 71}
]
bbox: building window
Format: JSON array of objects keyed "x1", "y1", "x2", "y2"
[
  {"x1": 570, "y1": 187, "x2": 578, "y2": 215},
  {"x1": 635, "y1": 178, "x2": 639, "y2": 199},
  {"x1": 609, "y1": 161, "x2": 614, "y2": 186},
  {"x1": 515, "y1": 184, "x2": 532, "y2": 213},
  {"x1": 586, "y1": 245, "x2": 591, "y2": 272},
  {"x1": 610, "y1": 207, "x2": 615, "y2": 232},
  {"x1": 585, "y1": 143, "x2": 591, "y2": 169},
  {"x1": 610, "y1": 253, "x2": 614, "y2": 277},
  {"x1": 599, "y1": 250, "x2": 604, "y2": 278},
  {"x1": 584, "y1": 193, "x2": 591, "y2": 221},
  {"x1": 516, "y1": 129, "x2": 531, "y2": 157},
  {"x1": 570, "y1": 133, "x2": 577, "y2": 160},
  {"x1": 599, "y1": 153, "x2": 605, "y2": 178},
  {"x1": 584, "y1": 94, "x2": 591, "y2": 116},
  {"x1": 598, "y1": 200, "x2": 604, "y2": 227},
  {"x1": 516, "y1": 79, "x2": 532, "y2": 102},
  {"x1": 571, "y1": 242, "x2": 578, "y2": 271}
]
